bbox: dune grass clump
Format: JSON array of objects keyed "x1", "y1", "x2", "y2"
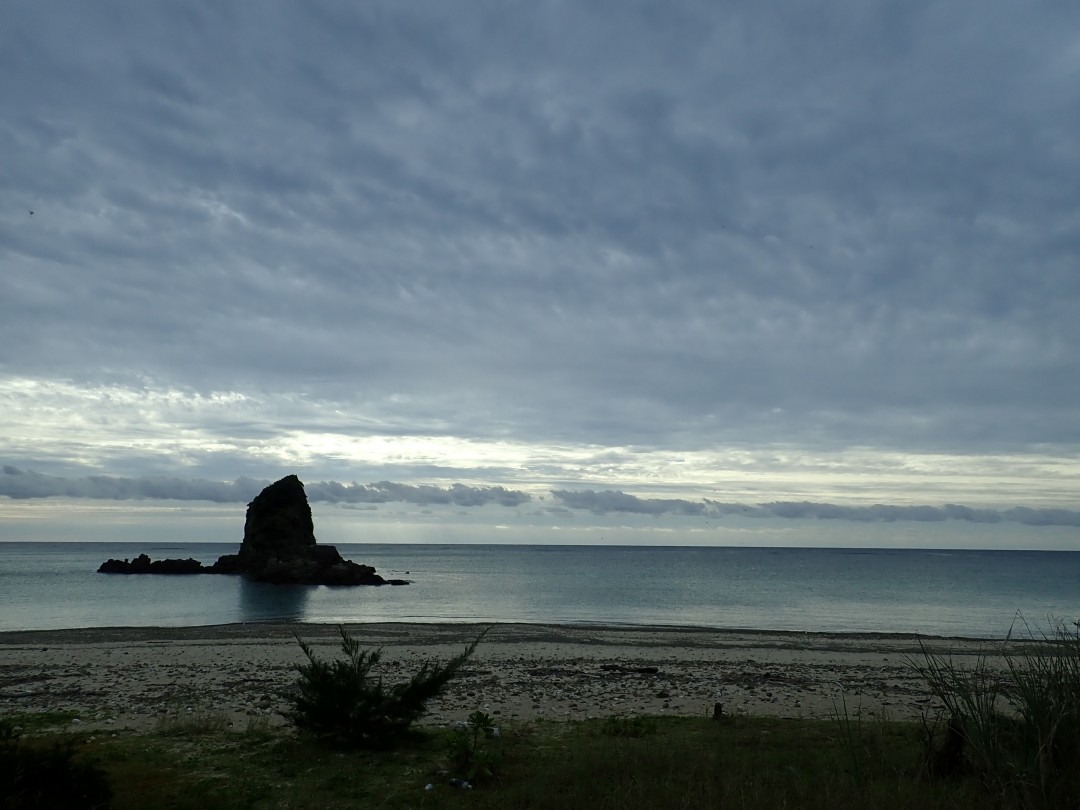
[
  {"x1": 285, "y1": 625, "x2": 485, "y2": 749},
  {"x1": 912, "y1": 618, "x2": 1080, "y2": 808}
]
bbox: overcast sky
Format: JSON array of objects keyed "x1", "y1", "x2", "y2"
[{"x1": 2, "y1": 2, "x2": 1079, "y2": 544}]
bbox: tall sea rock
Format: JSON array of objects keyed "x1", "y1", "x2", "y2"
[
  {"x1": 100, "y1": 474, "x2": 407, "y2": 585},
  {"x1": 236, "y1": 474, "x2": 317, "y2": 569},
  {"x1": 212, "y1": 474, "x2": 399, "y2": 585}
]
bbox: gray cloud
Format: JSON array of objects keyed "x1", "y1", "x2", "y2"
[
  {"x1": 0, "y1": 466, "x2": 529, "y2": 508},
  {"x1": 1, "y1": 2, "x2": 1078, "y2": 513},
  {"x1": 306, "y1": 480, "x2": 531, "y2": 508},
  {"x1": 551, "y1": 489, "x2": 708, "y2": 517},
  {"x1": 2, "y1": 464, "x2": 1076, "y2": 528},
  {"x1": 0, "y1": 466, "x2": 264, "y2": 503},
  {"x1": 551, "y1": 490, "x2": 1080, "y2": 528}
]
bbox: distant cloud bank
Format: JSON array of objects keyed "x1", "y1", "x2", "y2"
[
  {"x1": 0, "y1": 467, "x2": 530, "y2": 508},
  {"x1": 550, "y1": 490, "x2": 1080, "y2": 528},
  {"x1": 0, "y1": 467, "x2": 263, "y2": 503},
  {"x1": 306, "y1": 480, "x2": 531, "y2": 508},
  {"x1": 2, "y1": 467, "x2": 1076, "y2": 527}
]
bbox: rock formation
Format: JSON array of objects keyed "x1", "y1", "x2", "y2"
[
  {"x1": 214, "y1": 474, "x2": 401, "y2": 585},
  {"x1": 98, "y1": 475, "x2": 408, "y2": 586},
  {"x1": 96, "y1": 554, "x2": 205, "y2": 575}
]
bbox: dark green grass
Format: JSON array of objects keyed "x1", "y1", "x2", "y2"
[{"x1": 11, "y1": 712, "x2": 991, "y2": 810}]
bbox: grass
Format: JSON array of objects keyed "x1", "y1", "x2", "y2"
[
  {"x1": 155, "y1": 709, "x2": 232, "y2": 736},
  {"x1": 0, "y1": 709, "x2": 81, "y2": 733},
  {"x1": 7, "y1": 712, "x2": 989, "y2": 810}
]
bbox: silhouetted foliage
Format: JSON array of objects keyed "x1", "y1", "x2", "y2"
[
  {"x1": 912, "y1": 619, "x2": 1080, "y2": 808},
  {"x1": 285, "y1": 626, "x2": 485, "y2": 749},
  {"x1": 0, "y1": 720, "x2": 112, "y2": 809}
]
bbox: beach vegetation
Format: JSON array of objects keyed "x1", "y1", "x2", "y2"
[
  {"x1": 444, "y1": 709, "x2": 503, "y2": 783},
  {"x1": 0, "y1": 717, "x2": 112, "y2": 809},
  {"x1": 910, "y1": 618, "x2": 1080, "y2": 808},
  {"x1": 284, "y1": 625, "x2": 486, "y2": 749},
  {"x1": 596, "y1": 714, "x2": 659, "y2": 738},
  {"x1": 0, "y1": 710, "x2": 80, "y2": 733},
  {"x1": 155, "y1": 709, "x2": 231, "y2": 736},
  {"x1": 60, "y1": 712, "x2": 987, "y2": 809}
]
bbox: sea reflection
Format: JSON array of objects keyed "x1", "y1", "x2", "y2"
[{"x1": 238, "y1": 579, "x2": 311, "y2": 622}]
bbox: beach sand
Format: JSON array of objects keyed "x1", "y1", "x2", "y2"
[{"x1": 0, "y1": 623, "x2": 1007, "y2": 733}]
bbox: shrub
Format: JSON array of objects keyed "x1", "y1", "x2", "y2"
[
  {"x1": 445, "y1": 709, "x2": 502, "y2": 783},
  {"x1": 0, "y1": 719, "x2": 112, "y2": 809},
  {"x1": 285, "y1": 625, "x2": 486, "y2": 749}
]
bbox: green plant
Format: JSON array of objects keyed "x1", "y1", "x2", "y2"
[
  {"x1": 910, "y1": 618, "x2": 1080, "y2": 808},
  {"x1": 0, "y1": 718, "x2": 112, "y2": 809},
  {"x1": 446, "y1": 709, "x2": 502, "y2": 783},
  {"x1": 57, "y1": 711, "x2": 997, "y2": 809},
  {"x1": 155, "y1": 709, "x2": 231, "y2": 736},
  {"x1": 285, "y1": 625, "x2": 486, "y2": 749},
  {"x1": 598, "y1": 715, "x2": 658, "y2": 738},
  {"x1": 0, "y1": 711, "x2": 80, "y2": 733},
  {"x1": 244, "y1": 715, "x2": 274, "y2": 737},
  {"x1": 832, "y1": 691, "x2": 867, "y2": 786}
]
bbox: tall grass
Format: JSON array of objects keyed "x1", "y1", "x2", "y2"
[{"x1": 910, "y1": 618, "x2": 1080, "y2": 808}]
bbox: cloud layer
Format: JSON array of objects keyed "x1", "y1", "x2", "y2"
[
  {"x1": 551, "y1": 489, "x2": 1080, "y2": 528},
  {"x1": 0, "y1": 466, "x2": 529, "y2": 508},
  {"x1": 3, "y1": 467, "x2": 1076, "y2": 529},
  {"x1": 2, "y1": 2, "x2": 1078, "y2": 521}
]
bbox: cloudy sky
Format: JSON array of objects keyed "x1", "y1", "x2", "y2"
[{"x1": 2, "y1": 2, "x2": 1078, "y2": 545}]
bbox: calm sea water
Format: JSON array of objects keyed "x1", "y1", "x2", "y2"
[{"x1": 1, "y1": 542, "x2": 1077, "y2": 638}]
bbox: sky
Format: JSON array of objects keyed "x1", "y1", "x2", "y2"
[{"x1": 2, "y1": 2, "x2": 1079, "y2": 547}]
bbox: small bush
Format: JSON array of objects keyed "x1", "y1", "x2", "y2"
[
  {"x1": 445, "y1": 710, "x2": 502, "y2": 783},
  {"x1": 285, "y1": 625, "x2": 486, "y2": 749},
  {"x1": 0, "y1": 719, "x2": 112, "y2": 809}
]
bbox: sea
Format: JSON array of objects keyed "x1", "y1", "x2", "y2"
[{"x1": 1, "y1": 542, "x2": 1078, "y2": 638}]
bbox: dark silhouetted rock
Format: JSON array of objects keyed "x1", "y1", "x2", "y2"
[
  {"x1": 208, "y1": 553, "x2": 243, "y2": 574},
  {"x1": 98, "y1": 554, "x2": 206, "y2": 575},
  {"x1": 235, "y1": 474, "x2": 316, "y2": 567},
  {"x1": 216, "y1": 475, "x2": 392, "y2": 585},
  {"x1": 98, "y1": 475, "x2": 409, "y2": 586}
]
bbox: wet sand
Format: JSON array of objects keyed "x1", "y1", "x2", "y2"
[{"x1": 0, "y1": 622, "x2": 1010, "y2": 732}]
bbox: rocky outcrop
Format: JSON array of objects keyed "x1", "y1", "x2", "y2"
[
  {"x1": 213, "y1": 474, "x2": 407, "y2": 585},
  {"x1": 98, "y1": 475, "x2": 408, "y2": 586},
  {"x1": 97, "y1": 554, "x2": 206, "y2": 575}
]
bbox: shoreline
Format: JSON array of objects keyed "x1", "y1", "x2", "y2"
[
  {"x1": 1, "y1": 621, "x2": 1014, "y2": 733},
  {"x1": 0, "y1": 619, "x2": 1004, "y2": 645}
]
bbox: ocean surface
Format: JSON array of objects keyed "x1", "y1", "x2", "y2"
[{"x1": 1, "y1": 542, "x2": 1077, "y2": 638}]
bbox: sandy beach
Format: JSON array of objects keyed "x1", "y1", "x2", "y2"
[{"x1": 0, "y1": 623, "x2": 1008, "y2": 733}]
